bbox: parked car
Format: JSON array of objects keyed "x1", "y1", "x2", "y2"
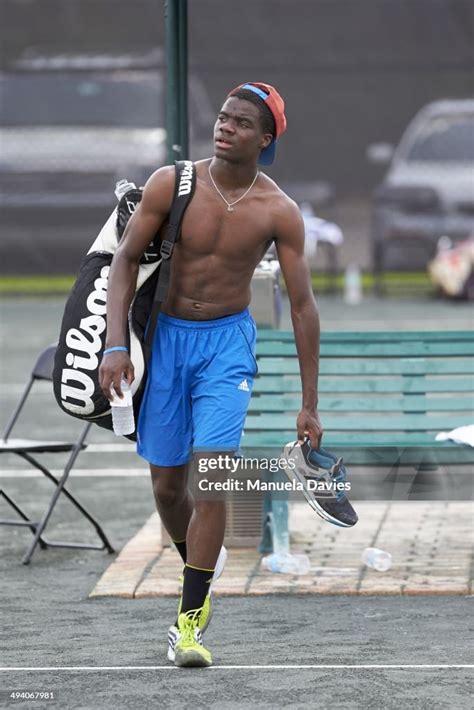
[
  {"x1": 0, "y1": 52, "x2": 214, "y2": 274},
  {"x1": 367, "y1": 99, "x2": 474, "y2": 282}
]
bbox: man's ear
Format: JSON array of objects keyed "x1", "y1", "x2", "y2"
[{"x1": 261, "y1": 133, "x2": 273, "y2": 150}]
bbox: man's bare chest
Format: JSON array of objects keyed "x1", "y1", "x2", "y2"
[{"x1": 176, "y1": 188, "x2": 274, "y2": 261}]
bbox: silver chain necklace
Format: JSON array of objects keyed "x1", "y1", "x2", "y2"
[{"x1": 208, "y1": 164, "x2": 259, "y2": 212}]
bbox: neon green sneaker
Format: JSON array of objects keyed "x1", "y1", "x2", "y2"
[
  {"x1": 168, "y1": 593, "x2": 211, "y2": 662},
  {"x1": 168, "y1": 546, "x2": 227, "y2": 662},
  {"x1": 173, "y1": 609, "x2": 212, "y2": 668}
]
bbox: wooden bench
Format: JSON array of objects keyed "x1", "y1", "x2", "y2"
[
  {"x1": 243, "y1": 330, "x2": 474, "y2": 468},
  {"x1": 168, "y1": 330, "x2": 473, "y2": 551}
]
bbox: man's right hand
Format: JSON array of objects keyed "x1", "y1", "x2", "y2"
[{"x1": 99, "y1": 352, "x2": 135, "y2": 401}]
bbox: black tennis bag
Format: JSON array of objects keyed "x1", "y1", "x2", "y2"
[{"x1": 53, "y1": 160, "x2": 196, "y2": 438}]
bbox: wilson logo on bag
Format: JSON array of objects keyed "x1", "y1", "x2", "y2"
[{"x1": 53, "y1": 161, "x2": 195, "y2": 438}]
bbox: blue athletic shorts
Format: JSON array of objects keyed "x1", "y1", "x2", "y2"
[{"x1": 136, "y1": 308, "x2": 258, "y2": 467}]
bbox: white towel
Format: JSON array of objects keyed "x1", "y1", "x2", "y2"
[{"x1": 435, "y1": 424, "x2": 474, "y2": 447}]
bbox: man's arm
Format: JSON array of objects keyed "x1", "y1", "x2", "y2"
[
  {"x1": 273, "y1": 197, "x2": 323, "y2": 448},
  {"x1": 99, "y1": 165, "x2": 175, "y2": 400}
]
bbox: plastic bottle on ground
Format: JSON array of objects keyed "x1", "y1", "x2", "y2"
[
  {"x1": 111, "y1": 378, "x2": 135, "y2": 436},
  {"x1": 361, "y1": 547, "x2": 392, "y2": 572},
  {"x1": 262, "y1": 552, "x2": 310, "y2": 575}
]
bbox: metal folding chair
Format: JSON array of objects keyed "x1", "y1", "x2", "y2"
[{"x1": 0, "y1": 343, "x2": 114, "y2": 564}]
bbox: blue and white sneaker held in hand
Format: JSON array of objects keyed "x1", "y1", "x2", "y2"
[{"x1": 282, "y1": 440, "x2": 358, "y2": 528}]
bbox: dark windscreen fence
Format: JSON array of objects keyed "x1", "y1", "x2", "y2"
[
  {"x1": 1, "y1": 0, "x2": 473, "y2": 193},
  {"x1": 187, "y1": 0, "x2": 474, "y2": 193},
  {"x1": 0, "y1": 0, "x2": 473, "y2": 275}
]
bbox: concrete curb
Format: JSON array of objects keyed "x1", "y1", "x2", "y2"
[{"x1": 89, "y1": 502, "x2": 473, "y2": 599}]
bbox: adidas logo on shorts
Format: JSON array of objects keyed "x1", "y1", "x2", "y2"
[{"x1": 238, "y1": 379, "x2": 250, "y2": 392}]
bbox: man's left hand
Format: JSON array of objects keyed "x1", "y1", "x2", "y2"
[{"x1": 297, "y1": 408, "x2": 323, "y2": 449}]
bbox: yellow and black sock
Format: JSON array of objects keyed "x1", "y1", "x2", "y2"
[
  {"x1": 181, "y1": 563, "x2": 214, "y2": 614},
  {"x1": 172, "y1": 538, "x2": 187, "y2": 564}
]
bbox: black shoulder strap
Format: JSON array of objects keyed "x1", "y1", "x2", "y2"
[{"x1": 144, "y1": 160, "x2": 196, "y2": 357}]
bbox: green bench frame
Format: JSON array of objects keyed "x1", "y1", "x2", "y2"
[{"x1": 243, "y1": 330, "x2": 474, "y2": 469}]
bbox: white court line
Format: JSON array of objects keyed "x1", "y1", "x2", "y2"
[
  {"x1": 85, "y1": 443, "x2": 136, "y2": 453},
  {"x1": 0, "y1": 469, "x2": 148, "y2": 478},
  {"x1": 0, "y1": 665, "x2": 472, "y2": 671},
  {"x1": 0, "y1": 443, "x2": 136, "y2": 454}
]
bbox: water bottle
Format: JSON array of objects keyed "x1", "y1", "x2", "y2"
[
  {"x1": 111, "y1": 378, "x2": 135, "y2": 436},
  {"x1": 262, "y1": 552, "x2": 310, "y2": 575},
  {"x1": 436, "y1": 235, "x2": 452, "y2": 253},
  {"x1": 114, "y1": 179, "x2": 137, "y2": 200},
  {"x1": 344, "y1": 264, "x2": 362, "y2": 305},
  {"x1": 361, "y1": 547, "x2": 392, "y2": 572}
]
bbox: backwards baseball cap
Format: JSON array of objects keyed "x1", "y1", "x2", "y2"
[{"x1": 228, "y1": 82, "x2": 287, "y2": 165}]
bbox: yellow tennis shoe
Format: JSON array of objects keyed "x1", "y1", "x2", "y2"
[
  {"x1": 167, "y1": 545, "x2": 227, "y2": 662},
  {"x1": 173, "y1": 609, "x2": 212, "y2": 668}
]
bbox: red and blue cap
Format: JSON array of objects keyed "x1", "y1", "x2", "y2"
[{"x1": 228, "y1": 82, "x2": 287, "y2": 165}]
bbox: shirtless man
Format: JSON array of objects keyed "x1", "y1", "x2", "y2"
[{"x1": 99, "y1": 82, "x2": 322, "y2": 667}]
